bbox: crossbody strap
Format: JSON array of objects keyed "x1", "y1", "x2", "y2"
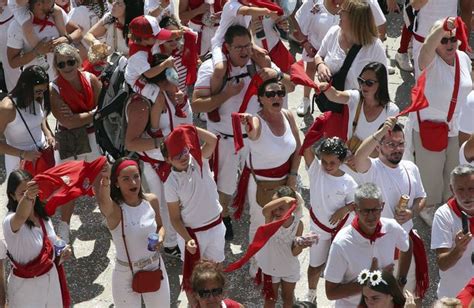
[
  {"x1": 351, "y1": 97, "x2": 364, "y2": 135},
  {"x1": 120, "y1": 208, "x2": 134, "y2": 274},
  {"x1": 446, "y1": 53, "x2": 460, "y2": 122},
  {"x1": 332, "y1": 44, "x2": 363, "y2": 90},
  {"x1": 12, "y1": 99, "x2": 41, "y2": 151}
]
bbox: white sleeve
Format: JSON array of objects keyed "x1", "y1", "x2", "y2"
[
  {"x1": 412, "y1": 164, "x2": 427, "y2": 199},
  {"x1": 128, "y1": 53, "x2": 152, "y2": 76},
  {"x1": 227, "y1": 0, "x2": 243, "y2": 17},
  {"x1": 347, "y1": 90, "x2": 360, "y2": 107},
  {"x1": 307, "y1": 156, "x2": 321, "y2": 174},
  {"x1": 367, "y1": 0, "x2": 386, "y2": 27},
  {"x1": 357, "y1": 158, "x2": 377, "y2": 181},
  {"x1": 459, "y1": 94, "x2": 474, "y2": 134},
  {"x1": 7, "y1": 21, "x2": 24, "y2": 49},
  {"x1": 295, "y1": 0, "x2": 313, "y2": 36},
  {"x1": 316, "y1": 26, "x2": 337, "y2": 59},
  {"x1": 431, "y1": 209, "x2": 455, "y2": 249},
  {"x1": 459, "y1": 142, "x2": 471, "y2": 165},
  {"x1": 324, "y1": 243, "x2": 348, "y2": 283},
  {"x1": 394, "y1": 223, "x2": 409, "y2": 252},
  {"x1": 344, "y1": 178, "x2": 358, "y2": 204},
  {"x1": 68, "y1": 7, "x2": 89, "y2": 30},
  {"x1": 164, "y1": 178, "x2": 180, "y2": 203},
  {"x1": 144, "y1": 0, "x2": 160, "y2": 15},
  {"x1": 194, "y1": 60, "x2": 213, "y2": 90},
  {"x1": 386, "y1": 103, "x2": 400, "y2": 117}
]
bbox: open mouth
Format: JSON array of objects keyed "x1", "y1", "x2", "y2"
[
  {"x1": 272, "y1": 102, "x2": 281, "y2": 107},
  {"x1": 130, "y1": 187, "x2": 138, "y2": 192}
]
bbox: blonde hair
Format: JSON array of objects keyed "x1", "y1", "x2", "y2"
[
  {"x1": 53, "y1": 43, "x2": 82, "y2": 71},
  {"x1": 342, "y1": 0, "x2": 378, "y2": 46}
]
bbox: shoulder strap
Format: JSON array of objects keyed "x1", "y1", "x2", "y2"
[
  {"x1": 351, "y1": 98, "x2": 363, "y2": 134},
  {"x1": 120, "y1": 208, "x2": 134, "y2": 274},
  {"x1": 163, "y1": 92, "x2": 175, "y2": 131},
  {"x1": 447, "y1": 53, "x2": 460, "y2": 122},
  {"x1": 11, "y1": 99, "x2": 40, "y2": 151},
  {"x1": 339, "y1": 44, "x2": 362, "y2": 78}
]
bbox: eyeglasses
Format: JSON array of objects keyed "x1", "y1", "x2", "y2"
[
  {"x1": 197, "y1": 287, "x2": 223, "y2": 299},
  {"x1": 358, "y1": 207, "x2": 383, "y2": 216},
  {"x1": 357, "y1": 77, "x2": 378, "y2": 87},
  {"x1": 440, "y1": 36, "x2": 457, "y2": 45},
  {"x1": 264, "y1": 90, "x2": 286, "y2": 98},
  {"x1": 56, "y1": 59, "x2": 77, "y2": 69},
  {"x1": 171, "y1": 147, "x2": 190, "y2": 161},
  {"x1": 231, "y1": 44, "x2": 252, "y2": 52},
  {"x1": 381, "y1": 141, "x2": 405, "y2": 150}
]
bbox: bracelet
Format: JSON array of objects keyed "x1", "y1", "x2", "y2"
[
  {"x1": 372, "y1": 134, "x2": 381, "y2": 143},
  {"x1": 315, "y1": 62, "x2": 325, "y2": 71},
  {"x1": 288, "y1": 171, "x2": 298, "y2": 177}
]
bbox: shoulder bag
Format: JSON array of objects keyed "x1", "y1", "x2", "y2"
[
  {"x1": 314, "y1": 44, "x2": 362, "y2": 113},
  {"x1": 120, "y1": 208, "x2": 163, "y2": 293}
]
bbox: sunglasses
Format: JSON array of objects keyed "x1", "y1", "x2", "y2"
[
  {"x1": 197, "y1": 287, "x2": 223, "y2": 299},
  {"x1": 56, "y1": 59, "x2": 77, "y2": 69},
  {"x1": 440, "y1": 36, "x2": 457, "y2": 45},
  {"x1": 358, "y1": 207, "x2": 383, "y2": 216},
  {"x1": 264, "y1": 90, "x2": 286, "y2": 98},
  {"x1": 357, "y1": 77, "x2": 378, "y2": 87}
]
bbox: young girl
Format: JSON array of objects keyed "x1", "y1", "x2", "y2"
[
  {"x1": 255, "y1": 186, "x2": 310, "y2": 308},
  {"x1": 302, "y1": 137, "x2": 358, "y2": 304}
]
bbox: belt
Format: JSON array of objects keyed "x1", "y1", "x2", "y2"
[
  {"x1": 116, "y1": 252, "x2": 160, "y2": 269},
  {"x1": 58, "y1": 125, "x2": 95, "y2": 134},
  {"x1": 218, "y1": 132, "x2": 248, "y2": 139}
]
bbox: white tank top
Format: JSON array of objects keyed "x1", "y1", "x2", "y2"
[
  {"x1": 248, "y1": 111, "x2": 296, "y2": 179},
  {"x1": 110, "y1": 200, "x2": 157, "y2": 262},
  {"x1": 4, "y1": 99, "x2": 46, "y2": 150},
  {"x1": 256, "y1": 216, "x2": 300, "y2": 277}
]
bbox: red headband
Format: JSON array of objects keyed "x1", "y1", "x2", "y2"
[{"x1": 115, "y1": 160, "x2": 139, "y2": 177}]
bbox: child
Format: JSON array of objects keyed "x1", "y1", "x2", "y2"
[
  {"x1": 302, "y1": 137, "x2": 358, "y2": 304},
  {"x1": 208, "y1": 0, "x2": 280, "y2": 94},
  {"x1": 162, "y1": 125, "x2": 225, "y2": 306},
  {"x1": 255, "y1": 186, "x2": 311, "y2": 308},
  {"x1": 124, "y1": 15, "x2": 182, "y2": 106},
  {"x1": 9, "y1": 0, "x2": 67, "y2": 48}
]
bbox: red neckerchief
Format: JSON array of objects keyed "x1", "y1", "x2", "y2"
[
  {"x1": 351, "y1": 215, "x2": 385, "y2": 244},
  {"x1": 57, "y1": 2, "x2": 70, "y2": 13},
  {"x1": 128, "y1": 41, "x2": 153, "y2": 63},
  {"x1": 447, "y1": 198, "x2": 474, "y2": 234},
  {"x1": 57, "y1": 71, "x2": 95, "y2": 113},
  {"x1": 32, "y1": 15, "x2": 55, "y2": 32},
  {"x1": 115, "y1": 21, "x2": 124, "y2": 30}
]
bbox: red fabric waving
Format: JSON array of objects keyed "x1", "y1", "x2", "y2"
[
  {"x1": 57, "y1": 71, "x2": 95, "y2": 113},
  {"x1": 409, "y1": 230, "x2": 429, "y2": 298},
  {"x1": 397, "y1": 70, "x2": 429, "y2": 117},
  {"x1": 181, "y1": 31, "x2": 199, "y2": 86},
  {"x1": 268, "y1": 40, "x2": 294, "y2": 73},
  {"x1": 242, "y1": 0, "x2": 283, "y2": 15},
  {"x1": 290, "y1": 60, "x2": 320, "y2": 93}
]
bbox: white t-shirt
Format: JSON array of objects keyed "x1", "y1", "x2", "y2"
[
  {"x1": 164, "y1": 156, "x2": 223, "y2": 229},
  {"x1": 3, "y1": 213, "x2": 56, "y2": 264},
  {"x1": 253, "y1": 15, "x2": 280, "y2": 52},
  {"x1": 358, "y1": 159, "x2": 426, "y2": 232},
  {"x1": 7, "y1": 10, "x2": 68, "y2": 79},
  {"x1": 346, "y1": 90, "x2": 399, "y2": 140},
  {"x1": 412, "y1": 51, "x2": 472, "y2": 137},
  {"x1": 124, "y1": 51, "x2": 151, "y2": 88},
  {"x1": 431, "y1": 203, "x2": 474, "y2": 298},
  {"x1": 459, "y1": 91, "x2": 474, "y2": 134},
  {"x1": 210, "y1": 0, "x2": 251, "y2": 50},
  {"x1": 68, "y1": 5, "x2": 100, "y2": 36},
  {"x1": 413, "y1": 0, "x2": 457, "y2": 38},
  {"x1": 194, "y1": 58, "x2": 261, "y2": 135},
  {"x1": 144, "y1": 0, "x2": 175, "y2": 21},
  {"x1": 459, "y1": 142, "x2": 474, "y2": 166},
  {"x1": 324, "y1": 217, "x2": 409, "y2": 307},
  {"x1": 308, "y1": 158, "x2": 357, "y2": 240},
  {"x1": 317, "y1": 26, "x2": 387, "y2": 90},
  {"x1": 99, "y1": 13, "x2": 128, "y2": 56}
]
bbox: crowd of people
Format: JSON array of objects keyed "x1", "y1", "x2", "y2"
[{"x1": 0, "y1": 0, "x2": 472, "y2": 307}]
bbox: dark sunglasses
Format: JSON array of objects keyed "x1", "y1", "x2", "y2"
[
  {"x1": 56, "y1": 59, "x2": 77, "y2": 69},
  {"x1": 440, "y1": 36, "x2": 457, "y2": 45},
  {"x1": 264, "y1": 90, "x2": 286, "y2": 98},
  {"x1": 197, "y1": 287, "x2": 223, "y2": 299},
  {"x1": 357, "y1": 77, "x2": 378, "y2": 87}
]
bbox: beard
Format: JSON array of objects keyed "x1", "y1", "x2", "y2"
[{"x1": 381, "y1": 148, "x2": 403, "y2": 165}]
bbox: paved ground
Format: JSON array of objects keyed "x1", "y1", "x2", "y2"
[{"x1": 0, "y1": 11, "x2": 445, "y2": 308}]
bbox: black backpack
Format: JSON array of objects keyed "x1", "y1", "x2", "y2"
[{"x1": 93, "y1": 52, "x2": 131, "y2": 160}]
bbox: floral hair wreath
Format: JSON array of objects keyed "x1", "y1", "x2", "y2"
[{"x1": 357, "y1": 269, "x2": 387, "y2": 287}]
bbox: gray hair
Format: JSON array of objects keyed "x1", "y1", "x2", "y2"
[
  {"x1": 450, "y1": 164, "x2": 474, "y2": 185},
  {"x1": 53, "y1": 43, "x2": 82, "y2": 72},
  {"x1": 354, "y1": 183, "x2": 383, "y2": 204}
]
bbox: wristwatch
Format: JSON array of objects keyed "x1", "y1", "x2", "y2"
[{"x1": 398, "y1": 276, "x2": 407, "y2": 286}]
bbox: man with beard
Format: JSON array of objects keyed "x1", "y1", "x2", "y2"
[
  {"x1": 431, "y1": 164, "x2": 474, "y2": 298},
  {"x1": 353, "y1": 117, "x2": 428, "y2": 302}
]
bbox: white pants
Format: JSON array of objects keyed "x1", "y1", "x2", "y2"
[
  {"x1": 248, "y1": 176, "x2": 265, "y2": 243},
  {"x1": 142, "y1": 162, "x2": 178, "y2": 248},
  {"x1": 177, "y1": 222, "x2": 226, "y2": 263},
  {"x1": 8, "y1": 267, "x2": 62, "y2": 308},
  {"x1": 112, "y1": 256, "x2": 170, "y2": 307}
]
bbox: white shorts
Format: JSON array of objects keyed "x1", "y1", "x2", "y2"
[
  {"x1": 9, "y1": 4, "x2": 31, "y2": 26},
  {"x1": 177, "y1": 221, "x2": 226, "y2": 263},
  {"x1": 56, "y1": 132, "x2": 101, "y2": 163},
  {"x1": 212, "y1": 134, "x2": 249, "y2": 195},
  {"x1": 132, "y1": 82, "x2": 160, "y2": 103},
  {"x1": 309, "y1": 237, "x2": 331, "y2": 268},
  {"x1": 270, "y1": 271, "x2": 300, "y2": 284}
]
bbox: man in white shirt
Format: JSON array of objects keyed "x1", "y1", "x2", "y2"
[
  {"x1": 431, "y1": 164, "x2": 474, "y2": 298},
  {"x1": 192, "y1": 24, "x2": 293, "y2": 241},
  {"x1": 7, "y1": 0, "x2": 81, "y2": 79},
  {"x1": 354, "y1": 117, "x2": 428, "y2": 300},
  {"x1": 324, "y1": 182, "x2": 410, "y2": 307}
]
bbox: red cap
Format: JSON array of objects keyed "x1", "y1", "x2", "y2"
[{"x1": 129, "y1": 15, "x2": 173, "y2": 40}]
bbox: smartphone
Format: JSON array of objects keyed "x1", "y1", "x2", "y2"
[{"x1": 461, "y1": 211, "x2": 469, "y2": 234}]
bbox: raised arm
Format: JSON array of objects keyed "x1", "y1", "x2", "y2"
[
  {"x1": 196, "y1": 127, "x2": 218, "y2": 159},
  {"x1": 9, "y1": 181, "x2": 39, "y2": 232},
  {"x1": 319, "y1": 82, "x2": 352, "y2": 105},
  {"x1": 262, "y1": 196, "x2": 296, "y2": 223},
  {"x1": 418, "y1": 17, "x2": 455, "y2": 71},
  {"x1": 95, "y1": 164, "x2": 121, "y2": 229}
]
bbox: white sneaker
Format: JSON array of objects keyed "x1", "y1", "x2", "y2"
[
  {"x1": 57, "y1": 221, "x2": 70, "y2": 244},
  {"x1": 296, "y1": 97, "x2": 311, "y2": 117},
  {"x1": 304, "y1": 289, "x2": 317, "y2": 303},
  {"x1": 198, "y1": 112, "x2": 207, "y2": 122},
  {"x1": 395, "y1": 52, "x2": 414, "y2": 72},
  {"x1": 419, "y1": 206, "x2": 435, "y2": 227},
  {"x1": 387, "y1": 65, "x2": 396, "y2": 75}
]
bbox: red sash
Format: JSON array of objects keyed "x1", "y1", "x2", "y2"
[
  {"x1": 8, "y1": 219, "x2": 70, "y2": 307},
  {"x1": 409, "y1": 230, "x2": 429, "y2": 298},
  {"x1": 232, "y1": 158, "x2": 291, "y2": 219},
  {"x1": 309, "y1": 208, "x2": 348, "y2": 241},
  {"x1": 448, "y1": 198, "x2": 474, "y2": 234},
  {"x1": 32, "y1": 16, "x2": 55, "y2": 32},
  {"x1": 182, "y1": 216, "x2": 223, "y2": 292},
  {"x1": 351, "y1": 215, "x2": 385, "y2": 244},
  {"x1": 57, "y1": 71, "x2": 95, "y2": 113}
]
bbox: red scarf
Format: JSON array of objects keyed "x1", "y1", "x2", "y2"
[
  {"x1": 397, "y1": 68, "x2": 429, "y2": 117},
  {"x1": 32, "y1": 15, "x2": 55, "y2": 32},
  {"x1": 231, "y1": 112, "x2": 253, "y2": 153},
  {"x1": 290, "y1": 60, "x2": 321, "y2": 93},
  {"x1": 447, "y1": 198, "x2": 474, "y2": 234},
  {"x1": 268, "y1": 40, "x2": 294, "y2": 73},
  {"x1": 457, "y1": 278, "x2": 474, "y2": 308},
  {"x1": 351, "y1": 215, "x2": 385, "y2": 244},
  {"x1": 8, "y1": 218, "x2": 70, "y2": 307},
  {"x1": 409, "y1": 230, "x2": 429, "y2": 298},
  {"x1": 444, "y1": 17, "x2": 471, "y2": 52},
  {"x1": 224, "y1": 201, "x2": 297, "y2": 271},
  {"x1": 82, "y1": 59, "x2": 107, "y2": 77},
  {"x1": 128, "y1": 42, "x2": 153, "y2": 63},
  {"x1": 57, "y1": 71, "x2": 95, "y2": 113}
]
